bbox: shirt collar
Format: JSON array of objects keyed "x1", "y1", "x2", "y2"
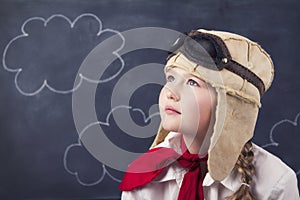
[
  {"x1": 203, "y1": 169, "x2": 241, "y2": 192},
  {"x1": 155, "y1": 131, "x2": 182, "y2": 153}
]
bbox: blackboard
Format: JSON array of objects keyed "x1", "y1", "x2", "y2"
[{"x1": 0, "y1": 0, "x2": 299, "y2": 199}]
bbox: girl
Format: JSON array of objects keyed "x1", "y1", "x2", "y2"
[{"x1": 119, "y1": 29, "x2": 300, "y2": 199}]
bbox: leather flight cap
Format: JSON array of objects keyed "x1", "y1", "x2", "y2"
[{"x1": 169, "y1": 32, "x2": 265, "y2": 96}]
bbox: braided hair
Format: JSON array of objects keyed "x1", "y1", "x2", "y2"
[{"x1": 227, "y1": 141, "x2": 255, "y2": 200}]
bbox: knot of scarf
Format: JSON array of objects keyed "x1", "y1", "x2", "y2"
[
  {"x1": 177, "y1": 151, "x2": 208, "y2": 200},
  {"x1": 119, "y1": 137, "x2": 208, "y2": 200}
]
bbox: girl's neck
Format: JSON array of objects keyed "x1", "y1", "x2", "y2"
[
  {"x1": 183, "y1": 134, "x2": 206, "y2": 156},
  {"x1": 182, "y1": 112, "x2": 215, "y2": 156},
  {"x1": 182, "y1": 126, "x2": 213, "y2": 156}
]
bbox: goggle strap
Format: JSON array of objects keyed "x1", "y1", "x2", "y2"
[{"x1": 224, "y1": 60, "x2": 265, "y2": 96}]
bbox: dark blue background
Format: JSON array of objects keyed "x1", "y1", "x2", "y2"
[{"x1": 0, "y1": 0, "x2": 299, "y2": 199}]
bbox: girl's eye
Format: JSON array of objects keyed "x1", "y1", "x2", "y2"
[
  {"x1": 187, "y1": 79, "x2": 200, "y2": 86},
  {"x1": 167, "y1": 75, "x2": 175, "y2": 82}
]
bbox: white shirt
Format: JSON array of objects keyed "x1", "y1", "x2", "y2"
[{"x1": 121, "y1": 132, "x2": 300, "y2": 200}]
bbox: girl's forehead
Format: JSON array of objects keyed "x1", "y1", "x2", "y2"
[{"x1": 165, "y1": 65, "x2": 194, "y2": 76}]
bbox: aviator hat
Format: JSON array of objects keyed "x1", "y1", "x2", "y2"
[{"x1": 151, "y1": 29, "x2": 274, "y2": 181}]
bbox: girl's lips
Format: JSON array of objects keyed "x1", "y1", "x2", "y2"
[{"x1": 165, "y1": 106, "x2": 181, "y2": 114}]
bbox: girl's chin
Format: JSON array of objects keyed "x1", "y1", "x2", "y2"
[
  {"x1": 162, "y1": 124, "x2": 200, "y2": 137},
  {"x1": 161, "y1": 124, "x2": 179, "y2": 132}
]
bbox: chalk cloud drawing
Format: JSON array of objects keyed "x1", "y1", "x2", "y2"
[
  {"x1": 262, "y1": 112, "x2": 300, "y2": 176},
  {"x1": 2, "y1": 13, "x2": 125, "y2": 96},
  {"x1": 64, "y1": 105, "x2": 160, "y2": 186}
]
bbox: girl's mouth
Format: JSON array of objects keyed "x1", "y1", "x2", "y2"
[{"x1": 165, "y1": 106, "x2": 181, "y2": 114}]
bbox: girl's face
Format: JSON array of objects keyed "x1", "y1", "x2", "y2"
[{"x1": 159, "y1": 67, "x2": 216, "y2": 141}]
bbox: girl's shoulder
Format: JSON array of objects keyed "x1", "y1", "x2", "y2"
[
  {"x1": 252, "y1": 143, "x2": 295, "y2": 175},
  {"x1": 251, "y1": 143, "x2": 299, "y2": 199}
]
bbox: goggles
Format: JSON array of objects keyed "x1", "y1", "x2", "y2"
[{"x1": 168, "y1": 31, "x2": 265, "y2": 96}]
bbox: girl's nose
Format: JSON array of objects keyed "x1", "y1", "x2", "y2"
[{"x1": 166, "y1": 88, "x2": 180, "y2": 101}]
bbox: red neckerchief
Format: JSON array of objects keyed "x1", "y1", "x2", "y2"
[{"x1": 119, "y1": 137, "x2": 208, "y2": 200}]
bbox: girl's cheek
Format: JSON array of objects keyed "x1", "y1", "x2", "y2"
[
  {"x1": 181, "y1": 90, "x2": 198, "y2": 107},
  {"x1": 158, "y1": 87, "x2": 166, "y2": 106}
]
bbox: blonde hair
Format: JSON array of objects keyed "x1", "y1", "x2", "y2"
[{"x1": 227, "y1": 141, "x2": 255, "y2": 200}]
